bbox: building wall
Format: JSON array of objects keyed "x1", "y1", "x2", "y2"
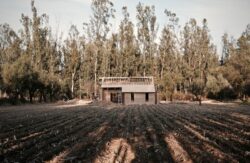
[
  {"x1": 102, "y1": 88, "x2": 156, "y2": 105},
  {"x1": 102, "y1": 88, "x2": 122, "y2": 103},
  {"x1": 124, "y1": 93, "x2": 155, "y2": 105},
  {"x1": 102, "y1": 89, "x2": 111, "y2": 102}
]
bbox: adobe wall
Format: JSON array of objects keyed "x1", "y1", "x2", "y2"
[
  {"x1": 102, "y1": 89, "x2": 111, "y2": 102},
  {"x1": 124, "y1": 93, "x2": 155, "y2": 105}
]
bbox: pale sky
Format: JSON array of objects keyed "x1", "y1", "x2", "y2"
[{"x1": 0, "y1": 0, "x2": 249, "y2": 55}]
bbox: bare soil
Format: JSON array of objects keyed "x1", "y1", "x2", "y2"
[{"x1": 0, "y1": 102, "x2": 249, "y2": 162}]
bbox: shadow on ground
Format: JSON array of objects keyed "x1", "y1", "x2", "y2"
[{"x1": 0, "y1": 103, "x2": 250, "y2": 162}]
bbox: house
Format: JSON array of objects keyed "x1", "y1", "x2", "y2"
[{"x1": 99, "y1": 76, "x2": 157, "y2": 105}]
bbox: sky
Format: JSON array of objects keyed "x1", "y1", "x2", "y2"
[{"x1": 0, "y1": 0, "x2": 250, "y2": 55}]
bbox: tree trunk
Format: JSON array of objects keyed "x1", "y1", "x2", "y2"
[
  {"x1": 71, "y1": 71, "x2": 75, "y2": 98},
  {"x1": 160, "y1": 64, "x2": 163, "y2": 80},
  {"x1": 43, "y1": 93, "x2": 47, "y2": 102},
  {"x1": 20, "y1": 93, "x2": 25, "y2": 102},
  {"x1": 39, "y1": 90, "x2": 42, "y2": 103},
  {"x1": 29, "y1": 91, "x2": 33, "y2": 103},
  {"x1": 79, "y1": 77, "x2": 82, "y2": 99},
  {"x1": 50, "y1": 83, "x2": 54, "y2": 102},
  {"x1": 199, "y1": 95, "x2": 202, "y2": 106},
  {"x1": 170, "y1": 93, "x2": 173, "y2": 102},
  {"x1": 39, "y1": 90, "x2": 46, "y2": 103},
  {"x1": 174, "y1": 85, "x2": 177, "y2": 93},
  {"x1": 94, "y1": 56, "x2": 97, "y2": 98},
  {"x1": 184, "y1": 88, "x2": 187, "y2": 95},
  {"x1": 243, "y1": 94, "x2": 246, "y2": 102},
  {"x1": 50, "y1": 92, "x2": 53, "y2": 102}
]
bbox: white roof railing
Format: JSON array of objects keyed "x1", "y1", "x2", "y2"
[{"x1": 100, "y1": 76, "x2": 154, "y2": 85}]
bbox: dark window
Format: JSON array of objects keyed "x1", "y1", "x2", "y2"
[
  {"x1": 131, "y1": 93, "x2": 134, "y2": 101},
  {"x1": 145, "y1": 93, "x2": 149, "y2": 101},
  {"x1": 111, "y1": 93, "x2": 118, "y2": 103}
]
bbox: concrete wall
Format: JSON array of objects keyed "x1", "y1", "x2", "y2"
[
  {"x1": 103, "y1": 90, "x2": 111, "y2": 102},
  {"x1": 102, "y1": 88, "x2": 156, "y2": 105},
  {"x1": 124, "y1": 93, "x2": 155, "y2": 105}
]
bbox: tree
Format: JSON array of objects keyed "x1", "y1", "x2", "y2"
[
  {"x1": 106, "y1": 33, "x2": 119, "y2": 76},
  {"x1": 222, "y1": 25, "x2": 250, "y2": 101},
  {"x1": 118, "y1": 6, "x2": 138, "y2": 76},
  {"x1": 182, "y1": 19, "x2": 218, "y2": 105},
  {"x1": 82, "y1": 42, "x2": 96, "y2": 98},
  {"x1": 86, "y1": 0, "x2": 115, "y2": 97},
  {"x1": 63, "y1": 25, "x2": 82, "y2": 98},
  {"x1": 157, "y1": 10, "x2": 180, "y2": 101},
  {"x1": 221, "y1": 33, "x2": 236, "y2": 65},
  {"x1": 0, "y1": 24, "x2": 21, "y2": 63},
  {"x1": 2, "y1": 54, "x2": 41, "y2": 103},
  {"x1": 0, "y1": 24, "x2": 22, "y2": 99},
  {"x1": 136, "y1": 2, "x2": 158, "y2": 76},
  {"x1": 29, "y1": 0, "x2": 50, "y2": 69},
  {"x1": 205, "y1": 73, "x2": 230, "y2": 99},
  {"x1": 0, "y1": 0, "x2": 249, "y2": 104}
]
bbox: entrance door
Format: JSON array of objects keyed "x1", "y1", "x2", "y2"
[
  {"x1": 111, "y1": 93, "x2": 118, "y2": 103},
  {"x1": 111, "y1": 93, "x2": 122, "y2": 104}
]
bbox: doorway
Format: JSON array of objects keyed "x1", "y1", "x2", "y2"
[{"x1": 111, "y1": 93, "x2": 122, "y2": 104}]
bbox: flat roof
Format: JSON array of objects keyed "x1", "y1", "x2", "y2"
[{"x1": 100, "y1": 76, "x2": 156, "y2": 93}]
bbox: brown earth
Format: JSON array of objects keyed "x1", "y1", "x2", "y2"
[{"x1": 0, "y1": 102, "x2": 249, "y2": 162}]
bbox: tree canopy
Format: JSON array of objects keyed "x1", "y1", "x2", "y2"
[{"x1": 0, "y1": 0, "x2": 249, "y2": 104}]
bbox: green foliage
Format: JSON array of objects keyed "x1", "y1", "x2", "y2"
[
  {"x1": 2, "y1": 55, "x2": 38, "y2": 99},
  {"x1": 136, "y1": 2, "x2": 158, "y2": 76},
  {"x1": 0, "y1": 0, "x2": 249, "y2": 104},
  {"x1": 119, "y1": 7, "x2": 138, "y2": 76},
  {"x1": 205, "y1": 74, "x2": 229, "y2": 96},
  {"x1": 220, "y1": 25, "x2": 250, "y2": 100}
]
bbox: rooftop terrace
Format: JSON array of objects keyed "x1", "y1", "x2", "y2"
[
  {"x1": 100, "y1": 77, "x2": 154, "y2": 85},
  {"x1": 99, "y1": 77, "x2": 156, "y2": 92}
]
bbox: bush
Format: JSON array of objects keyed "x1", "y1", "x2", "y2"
[
  {"x1": 173, "y1": 92, "x2": 194, "y2": 101},
  {"x1": 0, "y1": 97, "x2": 25, "y2": 105},
  {"x1": 217, "y1": 87, "x2": 237, "y2": 100}
]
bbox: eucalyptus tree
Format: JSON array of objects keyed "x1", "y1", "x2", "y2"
[
  {"x1": 0, "y1": 24, "x2": 21, "y2": 64},
  {"x1": 118, "y1": 6, "x2": 138, "y2": 76},
  {"x1": 221, "y1": 33, "x2": 230, "y2": 65},
  {"x1": 222, "y1": 25, "x2": 250, "y2": 101},
  {"x1": 85, "y1": 0, "x2": 115, "y2": 97},
  {"x1": 182, "y1": 19, "x2": 218, "y2": 104},
  {"x1": 0, "y1": 22, "x2": 41, "y2": 103},
  {"x1": 136, "y1": 2, "x2": 158, "y2": 76},
  {"x1": 0, "y1": 24, "x2": 22, "y2": 99},
  {"x1": 82, "y1": 42, "x2": 96, "y2": 98},
  {"x1": 29, "y1": 0, "x2": 50, "y2": 70},
  {"x1": 158, "y1": 10, "x2": 180, "y2": 101},
  {"x1": 63, "y1": 25, "x2": 82, "y2": 98}
]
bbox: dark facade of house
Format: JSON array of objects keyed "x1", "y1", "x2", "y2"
[{"x1": 100, "y1": 77, "x2": 157, "y2": 105}]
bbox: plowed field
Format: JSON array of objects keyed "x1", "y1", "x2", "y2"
[{"x1": 0, "y1": 103, "x2": 249, "y2": 162}]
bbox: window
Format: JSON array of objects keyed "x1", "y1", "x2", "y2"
[
  {"x1": 145, "y1": 93, "x2": 149, "y2": 102},
  {"x1": 131, "y1": 93, "x2": 134, "y2": 101}
]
